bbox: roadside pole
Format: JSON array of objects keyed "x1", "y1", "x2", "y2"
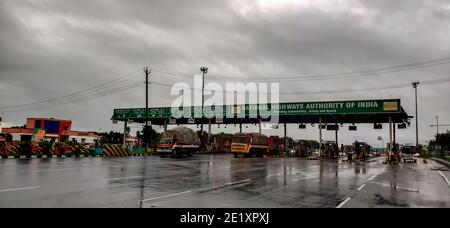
[
  {"x1": 319, "y1": 117, "x2": 323, "y2": 158},
  {"x1": 164, "y1": 120, "x2": 168, "y2": 134},
  {"x1": 335, "y1": 123, "x2": 338, "y2": 156},
  {"x1": 123, "y1": 121, "x2": 128, "y2": 149},
  {"x1": 284, "y1": 122, "x2": 287, "y2": 155},
  {"x1": 388, "y1": 116, "x2": 393, "y2": 162},
  {"x1": 259, "y1": 118, "x2": 262, "y2": 134},
  {"x1": 144, "y1": 67, "x2": 151, "y2": 152}
]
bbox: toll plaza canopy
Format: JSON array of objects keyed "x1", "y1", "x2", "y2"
[{"x1": 112, "y1": 99, "x2": 411, "y2": 126}]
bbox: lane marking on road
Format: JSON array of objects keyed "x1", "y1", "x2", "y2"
[
  {"x1": 31, "y1": 168, "x2": 77, "y2": 173},
  {"x1": 368, "y1": 174, "x2": 378, "y2": 181},
  {"x1": 141, "y1": 191, "x2": 192, "y2": 202},
  {"x1": 97, "y1": 176, "x2": 143, "y2": 182},
  {"x1": 224, "y1": 179, "x2": 251, "y2": 186},
  {"x1": 438, "y1": 171, "x2": 450, "y2": 187},
  {"x1": 357, "y1": 184, "x2": 366, "y2": 191},
  {"x1": 1, "y1": 163, "x2": 17, "y2": 166},
  {"x1": 0, "y1": 186, "x2": 40, "y2": 193},
  {"x1": 109, "y1": 164, "x2": 142, "y2": 168},
  {"x1": 336, "y1": 197, "x2": 351, "y2": 208}
]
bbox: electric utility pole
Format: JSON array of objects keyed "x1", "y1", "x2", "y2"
[
  {"x1": 200, "y1": 66, "x2": 208, "y2": 137},
  {"x1": 144, "y1": 67, "x2": 151, "y2": 151},
  {"x1": 412, "y1": 81, "x2": 419, "y2": 149}
]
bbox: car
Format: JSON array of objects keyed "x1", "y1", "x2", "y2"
[{"x1": 313, "y1": 149, "x2": 320, "y2": 157}]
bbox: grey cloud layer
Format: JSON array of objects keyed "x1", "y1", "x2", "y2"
[{"x1": 0, "y1": 0, "x2": 449, "y2": 145}]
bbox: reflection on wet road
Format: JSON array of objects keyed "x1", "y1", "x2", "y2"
[{"x1": 0, "y1": 155, "x2": 449, "y2": 208}]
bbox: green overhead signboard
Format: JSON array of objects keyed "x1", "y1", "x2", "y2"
[{"x1": 113, "y1": 99, "x2": 401, "y2": 120}]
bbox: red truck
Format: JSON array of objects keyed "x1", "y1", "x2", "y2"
[
  {"x1": 267, "y1": 136, "x2": 285, "y2": 156},
  {"x1": 156, "y1": 127, "x2": 200, "y2": 157},
  {"x1": 231, "y1": 133, "x2": 269, "y2": 158}
]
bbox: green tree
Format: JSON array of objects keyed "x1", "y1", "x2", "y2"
[
  {"x1": 141, "y1": 126, "x2": 161, "y2": 147},
  {"x1": 99, "y1": 131, "x2": 123, "y2": 145},
  {"x1": 430, "y1": 130, "x2": 450, "y2": 157}
]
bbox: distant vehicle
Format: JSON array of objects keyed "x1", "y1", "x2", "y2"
[
  {"x1": 401, "y1": 143, "x2": 418, "y2": 163},
  {"x1": 267, "y1": 136, "x2": 284, "y2": 155},
  {"x1": 313, "y1": 149, "x2": 320, "y2": 156},
  {"x1": 231, "y1": 133, "x2": 269, "y2": 158},
  {"x1": 156, "y1": 126, "x2": 200, "y2": 157},
  {"x1": 211, "y1": 133, "x2": 233, "y2": 153}
]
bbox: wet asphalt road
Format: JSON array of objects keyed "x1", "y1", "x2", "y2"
[{"x1": 0, "y1": 154, "x2": 449, "y2": 208}]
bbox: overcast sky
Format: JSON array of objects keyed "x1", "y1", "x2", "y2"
[{"x1": 1, "y1": 0, "x2": 450, "y2": 146}]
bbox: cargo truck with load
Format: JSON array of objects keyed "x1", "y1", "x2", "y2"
[
  {"x1": 156, "y1": 126, "x2": 200, "y2": 157},
  {"x1": 231, "y1": 133, "x2": 269, "y2": 158}
]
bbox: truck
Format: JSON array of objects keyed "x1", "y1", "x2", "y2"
[
  {"x1": 401, "y1": 143, "x2": 418, "y2": 163},
  {"x1": 231, "y1": 133, "x2": 269, "y2": 158},
  {"x1": 156, "y1": 126, "x2": 200, "y2": 157},
  {"x1": 267, "y1": 136, "x2": 284, "y2": 156},
  {"x1": 211, "y1": 133, "x2": 233, "y2": 153}
]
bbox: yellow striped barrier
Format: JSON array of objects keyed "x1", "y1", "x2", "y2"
[
  {"x1": 103, "y1": 144, "x2": 131, "y2": 157},
  {"x1": 7, "y1": 144, "x2": 20, "y2": 154}
]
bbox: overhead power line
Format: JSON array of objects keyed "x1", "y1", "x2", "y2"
[
  {"x1": 151, "y1": 56, "x2": 450, "y2": 82},
  {"x1": 150, "y1": 76, "x2": 450, "y2": 96},
  {"x1": 2, "y1": 56, "x2": 450, "y2": 111},
  {"x1": 0, "y1": 69, "x2": 143, "y2": 110}
]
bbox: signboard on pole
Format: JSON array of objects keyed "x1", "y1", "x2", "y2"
[
  {"x1": 216, "y1": 117, "x2": 224, "y2": 124},
  {"x1": 36, "y1": 129, "x2": 46, "y2": 140},
  {"x1": 113, "y1": 99, "x2": 402, "y2": 120}
]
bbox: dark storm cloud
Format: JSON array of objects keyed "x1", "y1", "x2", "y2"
[{"x1": 0, "y1": 0, "x2": 449, "y2": 145}]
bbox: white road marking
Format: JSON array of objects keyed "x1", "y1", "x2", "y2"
[
  {"x1": 438, "y1": 171, "x2": 450, "y2": 187},
  {"x1": 224, "y1": 179, "x2": 251, "y2": 186},
  {"x1": 97, "y1": 176, "x2": 143, "y2": 182},
  {"x1": 31, "y1": 168, "x2": 76, "y2": 173},
  {"x1": 358, "y1": 184, "x2": 366, "y2": 191},
  {"x1": 0, "y1": 186, "x2": 40, "y2": 193},
  {"x1": 141, "y1": 191, "x2": 192, "y2": 202},
  {"x1": 336, "y1": 197, "x2": 351, "y2": 208},
  {"x1": 109, "y1": 164, "x2": 142, "y2": 168},
  {"x1": 368, "y1": 174, "x2": 378, "y2": 181}
]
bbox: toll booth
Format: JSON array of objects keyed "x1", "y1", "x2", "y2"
[{"x1": 112, "y1": 99, "x2": 411, "y2": 162}]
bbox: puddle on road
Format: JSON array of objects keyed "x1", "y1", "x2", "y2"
[
  {"x1": 373, "y1": 194, "x2": 409, "y2": 207},
  {"x1": 371, "y1": 181, "x2": 419, "y2": 193},
  {"x1": 430, "y1": 167, "x2": 449, "y2": 172}
]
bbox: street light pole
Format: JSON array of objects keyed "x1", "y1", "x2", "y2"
[
  {"x1": 412, "y1": 81, "x2": 419, "y2": 149},
  {"x1": 144, "y1": 67, "x2": 151, "y2": 151},
  {"x1": 436, "y1": 115, "x2": 439, "y2": 136},
  {"x1": 200, "y1": 67, "x2": 208, "y2": 147}
]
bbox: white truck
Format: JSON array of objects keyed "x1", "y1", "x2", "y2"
[{"x1": 401, "y1": 143, "x2": 418, "y2": 163}]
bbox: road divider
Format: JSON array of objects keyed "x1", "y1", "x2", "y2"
[{"x1": 102, "y1": 144, "x2": 131, "y2": 157}]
